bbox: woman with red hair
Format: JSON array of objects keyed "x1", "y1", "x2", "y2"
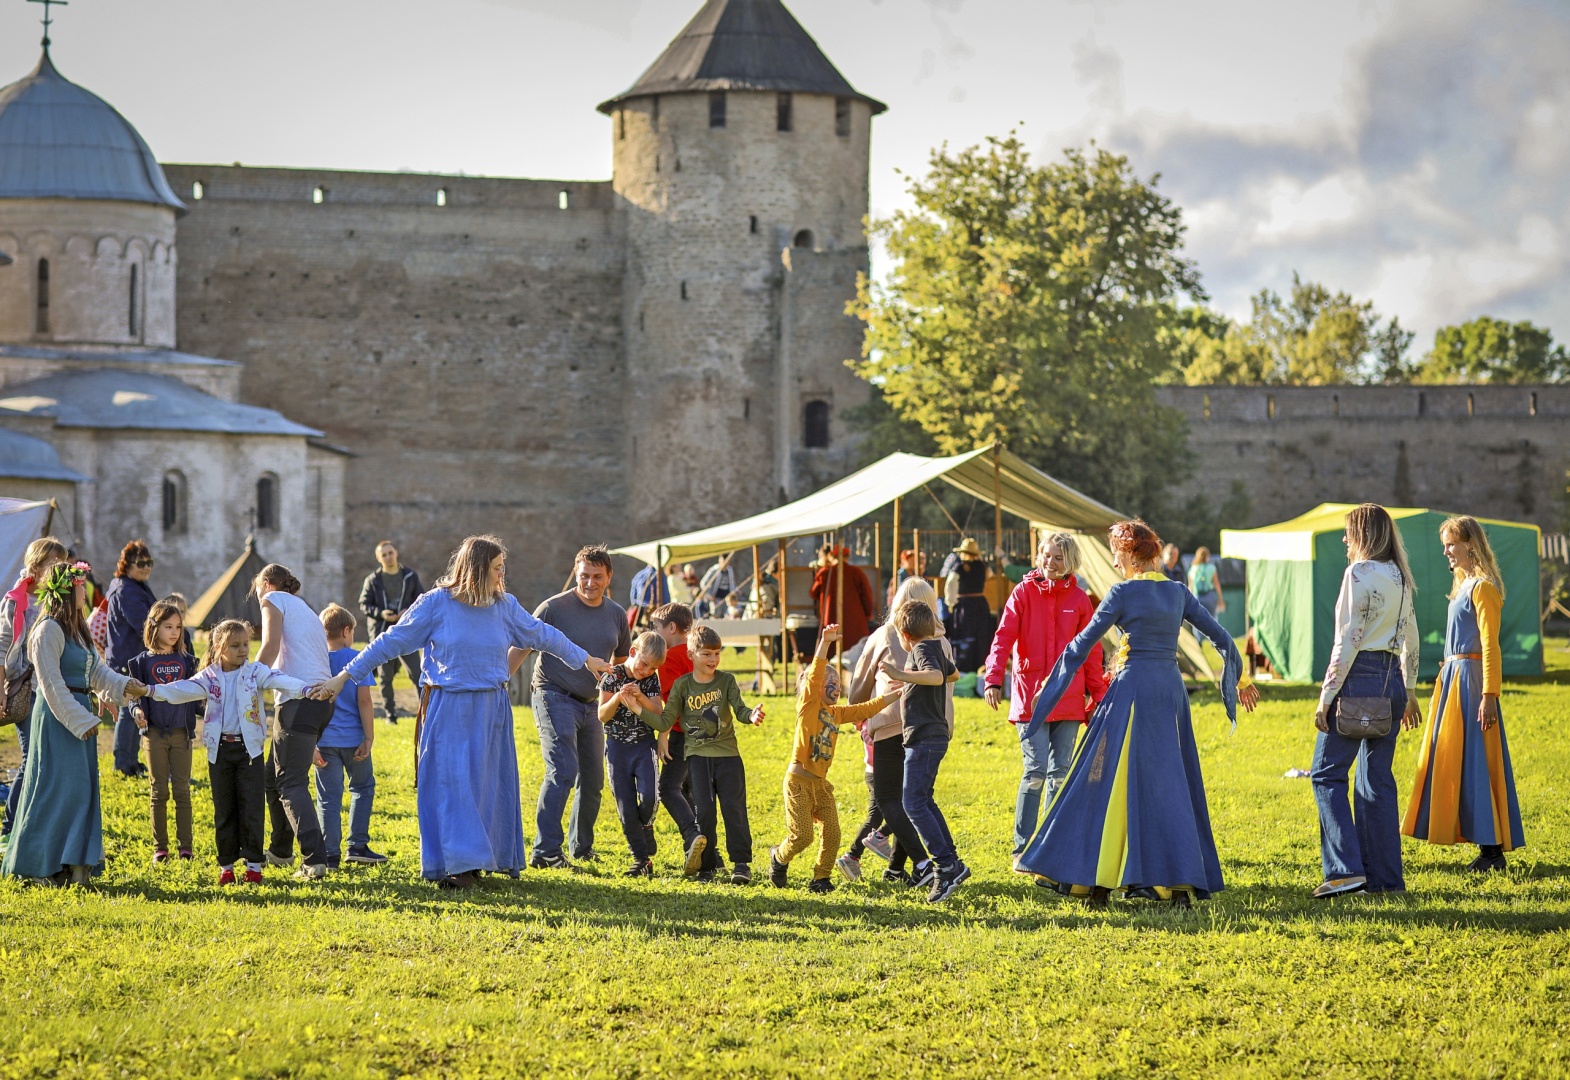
[{"x1": 1015, "y1": 520, "x2": 1258, "y2": 907}]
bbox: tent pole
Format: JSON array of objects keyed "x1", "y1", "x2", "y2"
[
  {"x1": 752, "y1": 543, "x2": 765, "y2": 692},
  {"x1": 913, "y1": 528, "x2": 921, "y2": 587},
  {"x1": 873, "y1": 520, "x2": 882, "y2": 615},
  {"x1": 892, "y1": 496, "x2": 902, "y2": 603},
  {"x1": 835, "y1": 528, "x2": 846, "y2": 684},
  {"x1": 779, "y1": 538, "x2": 790, "y2": 688},
  {"x1": 992, "y1": 442, "x2": 1004, "y2": 570},
  {"x1": 42, "y1": 497, "x2": 58, "y2": 539}
]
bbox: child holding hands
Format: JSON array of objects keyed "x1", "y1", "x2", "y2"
[
  {"x1": 128, "y1": 599, "x2": 201, "y2": 863},
  {"x1": 147, "y1": 619, "x2": 310, "y2": 884},
  {"x1": 768, "y1": 624, "x2": 898, "y2": 893}
]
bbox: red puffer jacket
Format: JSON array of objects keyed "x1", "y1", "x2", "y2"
[{"x1": 983, "y1": 570, "x2": 1107, "y2": 724}]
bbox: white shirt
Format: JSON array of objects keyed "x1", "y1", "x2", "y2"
[
  {"x1": 217, "y1": 665, "x2": 245, "y2": 733},
  {"x1": 263, "y1": 589, "x2": 331, "y2": 694},
  {"x1": 1320, "y1": 559, "x2": 1419, "y2": 706}
]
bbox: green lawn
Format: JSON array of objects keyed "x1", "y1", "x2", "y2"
[{"x1": 1, "y1": 644, "x2": 1567, "y2": 1079}]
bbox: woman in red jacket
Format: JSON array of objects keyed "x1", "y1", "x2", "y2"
[{"x1": 983, "y1": 532, "x2": 1108, "y2": 864}]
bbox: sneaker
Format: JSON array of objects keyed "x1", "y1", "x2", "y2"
[
  {"x1": 769, "y1": 846, "x2": 788, "y2": 888},
  {"x1": 836, "y1": 853, "x2": 862, "y2": 882},
  {"x1": 643, "y1": 825, "x2": 658, "y2": 858},
  {"x1": 294, "y1": 863, "x2": 327, "y2": 881},
  {"x1": 325, "y1": 854, "x2": 341, "y2": 871},
  {"x1": 730, "y1": 863, "x2": 752, "y2": 885},
  {"x1": 928, "y1": 863, "x2": 970, "y2": 903},
  {"x1": 910, "y1": 860, "x2": 938, "y2": 890},
  {"x1": 683, "y1": 835, "x2": 708, "y2": 876},
  {"x1": 218, "y1": 867, "x2": 237, "y2": 886},
  {"x1": 883, "y1": 868, "x2": 914, "y2": 886},
  {"x1": 695, "y1": 868, "x2": 717, "y2": 883},
  {"x1": 572, "y1": 849, "x2": 601, "y2": 863},
  {"x1": 346, "y1": 847, "x2": 389, "y2": 866},
  {"x1": 178, "y1": 849, "x2": 194, "y2": 861},
  {"x1": 1311, "y1": 875, "x2": 1367, "y2": 899},
  {"x1": 529, "y1": 851, "x2": 573, "y2": 870},
  {"x1": 152, "y1": 849, "x2": 170, "y2": 865},
  {"x1": 264, "y1": 850, "x2": 295, "y2": 869},
  {"x1": 624, "y1": 860, "x2": 654, "y2": 879},
  {"x1": 863, "y1": 830, "x2": 894, "y2": 862},
  {"x1": 807, "y1": 876, "x2": 835, "y2": 894},
  {"x1": 243, "y1": 868, "x2": 263, "y2": 885}
]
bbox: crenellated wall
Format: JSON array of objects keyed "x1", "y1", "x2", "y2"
[{"x1": 1158, "y1": 384, "x2": 1570, "y2": 529}]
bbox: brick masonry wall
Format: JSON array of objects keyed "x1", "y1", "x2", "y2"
[
  {"x1": 164, "y1": 165, "x2": 630, "y2": 607},
  {"x1": 1158, "y1": 385, "x2": 1570, "y2": 529}
]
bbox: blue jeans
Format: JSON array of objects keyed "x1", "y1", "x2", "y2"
[
  {"x1": 902, "y1": 738, "x2": 957, "y2": 870},
  {"x1": 532, "y1": 689, "x2": 604, "y2": 860},
  {"x1": 1311, "y1": 652, "x2": 1407, "y2": 892},
  {"x1": 606, "y1": 738, "x2": 659, "y2": 861},
  {"x1": 313, "y1": 745, "x2": 376, "y2": 856},
  {"x1": 113, "y1": 704, "x2": 142, "y2": 773},
  {"x1": 1014, "y1": 719, "x2": 1080, "y2": 858},
  {"x1": 2, "y1": 716, "x2": 28, "y2": 835}
]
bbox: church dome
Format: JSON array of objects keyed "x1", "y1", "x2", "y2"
[{"x1": 0, "y1": 50, "x2": 185, "y2": 212}]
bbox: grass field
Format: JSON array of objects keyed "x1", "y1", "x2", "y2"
[{"x1": 0, "y1": 643, "x2": 1567, "y2": 1079}]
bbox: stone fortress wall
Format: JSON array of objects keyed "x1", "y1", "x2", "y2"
[{"x1": 1158, "y1": 384, "x2": 1570, "y2": 532}]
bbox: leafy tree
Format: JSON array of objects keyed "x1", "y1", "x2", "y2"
[
  {"x1": 1181, "y1": 273, "x2": 1413, "y2": 385},
  {"x1": 1413, "y1": 316, "x2": 1568, "y2": 383},
  {"x1": 851, "y1": 137, "x2": 1201, "y2": 517}
]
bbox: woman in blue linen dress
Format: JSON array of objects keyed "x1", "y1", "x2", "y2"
[
  {"x1": 2, "y1": 562, "x2": 147, "y2": 885},
  {"x1": 1016, "y1": 520, "x2": 1258, "y2": 907},
  {"x1": 314, "y1": 536, "x2": 610, "y2": 889}
]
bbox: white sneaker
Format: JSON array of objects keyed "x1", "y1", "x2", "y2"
[
  {"x1": 862, "y1": 830, "x2": 894, "y2": 861},
  {"x1": 1311, "y1": 875, "x2": 1366, "y2": 899},
  {"x1": 264, "y1": 851, "x2": 295, "y2": 869},
  {"x1": 294, "y1": 863, "x2": 327, "y2": 881},
  {"x1": 836, "y1": 853, "x2": 862, "y2": 882}
]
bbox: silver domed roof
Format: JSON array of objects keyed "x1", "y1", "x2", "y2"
[{"x1": 0, "y1": 50, "x2": 185, "y2": 212}]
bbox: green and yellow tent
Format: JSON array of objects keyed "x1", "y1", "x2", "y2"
[{"x1": 1221, "y1": 504, "x2": 1542, "y2": 683}]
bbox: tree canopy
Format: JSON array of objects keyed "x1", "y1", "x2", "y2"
[
  {"x1": 851, "y1": 137, "x2": 1201, "y2": 518},
  {"x1": 1412, "y1": 316, "x2": 1569, "y2": 384}
]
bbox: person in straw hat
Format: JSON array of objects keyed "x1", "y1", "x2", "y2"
[{"x1": 945, "y1": 538, "x2": 996, "y2": 672}]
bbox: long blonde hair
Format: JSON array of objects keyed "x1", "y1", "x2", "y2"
[
  {"x1": 892, "y1": 575, "x2": 940, "y2": 619},
  {"x1": 1345, "y1": 504, "x2": 1415, "y2": 594},
  {"x1": 436, "y1": 535, "x2": 506, "y2": 607},
  {"x1": 1440, "y1": 515, "x2": 1505, "y2": 601}
]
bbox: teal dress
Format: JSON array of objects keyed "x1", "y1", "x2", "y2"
[{"x1": 1, "y1": 627, "x2": 118, "y2": 880}]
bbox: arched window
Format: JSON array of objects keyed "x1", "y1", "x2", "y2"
[
  {"x1": 128, "y1": 264, "x2": 139, "y2": 337},
  {"x1": 256, "y1": 473, "x2": 278, "y2": 531},
  {"x1": 803, "y1": 400, "x2": 830, "y2": 448},
  {"x1": 793, "y1": 229, "x2": 814, "y2": 250},
  {"x1": 161, "y1": 470, "x2": 187, "y2": 534},
  {"x1": 35, "y1": 257, "x2": 49, "y2": 334}
]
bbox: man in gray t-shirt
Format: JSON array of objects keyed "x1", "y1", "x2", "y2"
[{"x1": 530, "y1": 545, "x2": 631, "y2": 867}]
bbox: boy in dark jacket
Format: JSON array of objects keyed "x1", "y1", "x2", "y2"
[{"x1": 357, "y1": 540, "x2": 423, "y2": 721}]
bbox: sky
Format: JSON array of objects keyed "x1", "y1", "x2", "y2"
[{"x1": 2, "y1": 0, "x2": 1566, "y2": 348}]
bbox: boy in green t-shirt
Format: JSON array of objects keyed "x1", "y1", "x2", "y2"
[{"x1": 661, "y1": 625, "x2": 765, "y2": 883}]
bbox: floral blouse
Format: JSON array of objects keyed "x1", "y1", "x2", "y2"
[{"x1": 1320, "y1": 559, "x2": 1418, "y2": 706}]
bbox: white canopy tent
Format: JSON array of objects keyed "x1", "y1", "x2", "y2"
[
  {"x1": 0, "y1": 498, "x2": 55, "y2": 589},
  {"x1": 614, "y1": 444, "x2": 1215, "y2": 680}
]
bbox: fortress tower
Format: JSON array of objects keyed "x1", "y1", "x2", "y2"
[{"x1": 601, "y1": 0, "x2": 884, "y2": 533}]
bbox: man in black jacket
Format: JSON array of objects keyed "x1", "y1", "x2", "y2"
[{"x1": 358, "y1": 540, "x2": 424, "y2": 722}]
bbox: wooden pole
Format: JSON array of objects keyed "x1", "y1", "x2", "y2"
[
  {"x1": 778, "y1": 537, "x2": 790, "y2": 687},
  {"x1": 835, "y1": 528, "x2": 846, "y2": 684},
  {"x1": 42, "y1": 497, "x2": 58, "y2": 538},
  {"x1": 913, "y1": 528, "x2": 921, "y2": 587},
  {"x1": 992, "y1": 442, "x2": 1005, "y2": 572},
  {"x1": 752, "y1": 543, "x2": 764, "y2": 691},
  {"x1": 873, "y1": 520, "x2": 882, "y2": 614},
  {"x1": 892, "y1": 495, "x2": 902, "y2": 584}
]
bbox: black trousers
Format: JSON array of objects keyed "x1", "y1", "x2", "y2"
[
  {"x1": 209, "y1": 740, "x2": 265, "y2": 868},
  {"x1": 377, "y1": 652, "x2": 422, "y2": 714},
  {"x1": 866, "y1": 733, "x2": 926, "y2": 867},
  {"x1": 688, "y1": 755, "x2": 751, "y2": 870},
  {"x1": 849, "y1": 757, "x2": 911, "y2": 871},
  {"x1": 265, "y1": 697, "x2": 333, "y2": 866},
  {"x1": 658, "y1": 729, "x2": 699, "y2": 846}
]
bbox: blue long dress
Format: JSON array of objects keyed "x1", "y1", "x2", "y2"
[
  {"x1": 342, "y1": 589, "x2": 587, "y2": 880},
  {"x1": 1016, "y1": 573, "x2": 1243, "y2": 900},
  {"x1": 1, "y1": 620, "x2": 132, "y2": 881}
]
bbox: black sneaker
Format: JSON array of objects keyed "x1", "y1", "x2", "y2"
[
  {"x1": 346, "y1": 847, "x2": 389, "y2": 865},
  {"x1": 572, "y1": 849, "x2": 601, "y2": 863},
  {"x1": 730, "y1": 863, "x2": 752, "y2": 885},
  {"x1": 529, "y1": 852, "x2": 573, "y2": 870},
  {"x1": 325, "y1": 854, "x2": 341, "y2": 870},
  {"x1": 643, "y1": 825, "x2": 658, "y2": 858},
  {"x1": 927, "y1": 862, "x2": 970, "y2": 903},
  {"x1": 695, "y1": 868, "x2": 717, "y2": 883},
  {"x1": 624, "y1": 860, "x2": 653, "y2": 878},
  {"x1": 883, "y1": 868, "x2": 914, "y2": 886},
  {"x1": 807, "y1": 876, "x2": 834, "y2": 894},
  {"x1": 768, "y1": 846, "x2": 788, "y2": 888},
  {"x1": 910, "y1": 860, "x2": 938, "y2": 890}
]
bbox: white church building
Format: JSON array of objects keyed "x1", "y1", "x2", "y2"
[{"x1": 0, "y1": 45, "x2": 345, "y2": 608}]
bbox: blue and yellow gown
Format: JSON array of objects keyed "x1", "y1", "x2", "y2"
[
  {"x1": 1015, "y1": 572, "x2": 1243, "y2": 900},
  {"x1": 1402, "y1": 578, "x2": 1525, "y2": 851}
]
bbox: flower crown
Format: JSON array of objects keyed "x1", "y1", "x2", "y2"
[{"x1": 36, "y1": 561, "x2": 92, "y2": 610}]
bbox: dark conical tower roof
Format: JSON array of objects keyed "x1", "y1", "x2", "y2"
[{"x1": 598, "y1": 0, "x2": 885, "y2": 114}]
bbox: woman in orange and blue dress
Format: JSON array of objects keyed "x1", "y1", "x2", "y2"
[
  {"x1": 1016, "y1": 520, "x2": 1258, "y2": 907},
  {"x1": 1402, "y1": 515, "x2": 1525, "y2": 871}
]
